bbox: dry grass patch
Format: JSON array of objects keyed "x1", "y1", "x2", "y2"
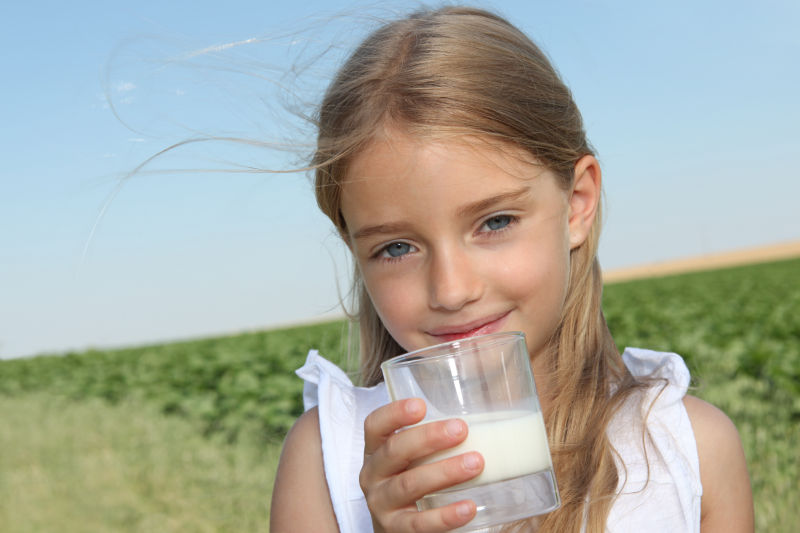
[{"x1": 0, "y1": 393, "x2": 279, "y2": 533}]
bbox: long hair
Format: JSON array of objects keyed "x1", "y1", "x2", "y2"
[{"x1": 312, "y1": 7, "x2": 645, "y2": 531}]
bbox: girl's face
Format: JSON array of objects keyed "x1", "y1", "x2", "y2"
[{"x1": 340, "y1": 130, "x2": 598, "y2": 364}]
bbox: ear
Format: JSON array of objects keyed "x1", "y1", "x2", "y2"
[{"x1": 567, "y1": 155, "x2": 602, "y2": 250}]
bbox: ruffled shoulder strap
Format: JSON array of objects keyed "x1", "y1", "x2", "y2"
[
  {"x1": 606, "y1": 348, "x2": 702, "y2": 532},
  {"x1": 296, "y1": 349, "x2": 355, "y2": 410},
  {"x1": 296, "y1": 350, "x2": 389, "y2": 533},
  {"x1": 622, "y1": 347, "x2": 690, "y2": 399}
]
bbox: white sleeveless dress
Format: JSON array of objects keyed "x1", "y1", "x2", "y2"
[{"x1": 296, "y1": 347, "x2": 702, "y2": 532}]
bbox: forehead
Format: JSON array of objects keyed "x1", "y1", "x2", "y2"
[
  {"x1": 347, "y1": 130, "x2": 541, "y2": 184},
  {"x1": 340, "y1": 132, "x2": 563, "y2": 235}
]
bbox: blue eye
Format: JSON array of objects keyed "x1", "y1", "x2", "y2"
[
  {"x1": 484, "y1": 215, "x2": 512, "y2": 231},
  {"x1": 384, "y1": 242, "x2": 412, "y2": 258}
]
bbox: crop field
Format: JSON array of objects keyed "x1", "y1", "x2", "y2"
[{"x1": 1, "y1": 257, "x2": 798, "y2": 531}]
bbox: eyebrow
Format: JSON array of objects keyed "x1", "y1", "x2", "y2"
[
  {"x1": 352, "y1": 222, "x2": 415, "y2": 240},
  {"x1": 351, "y1": 187, "x2": 530, "y2": 241},
  {"x1": 455, "y1": 187, "x2": 530, "y2": 218}
]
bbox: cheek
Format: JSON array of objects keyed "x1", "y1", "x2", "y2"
[
  {"x1": 361, "y1": 271, "x2": 422, "y2": 342},
  {"x1": 501, "y1": 253, "x2": 564, "y2": 301},
  {"x1": 496, "y1": 237, "x2": 570, "y2": 324}
]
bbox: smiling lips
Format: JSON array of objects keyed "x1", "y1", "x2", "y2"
[{"x1": 427, "y1": 311, "x2": 511, "y2": 342}]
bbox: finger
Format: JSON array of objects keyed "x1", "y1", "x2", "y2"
[
  {"x1": 368, "y1": 418, "x2": 470, "y2": 480},
  {"x1": 380, "y1": 452, "x2": 484, "y2": 509},
  {"x1": 388, "y1": 499, "x2": 477, "y2": 533},
  {"x1": 364, "y1": 398, "x2": 426, "y2": 455}
]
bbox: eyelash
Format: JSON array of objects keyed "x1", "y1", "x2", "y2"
[
  {"x1": 371, "y1": 213, "x2": 519, "y2": 263},
  {"x1": 373, "y1": 241, "x2": 418, "y2": 263},
  {"x1": 477, "y1": 213, "x2": 518, "y2": 236}
]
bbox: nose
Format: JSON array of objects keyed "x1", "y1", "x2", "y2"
[{"x1": 428, "y1": 245, "x2": 483, "y2": 311}]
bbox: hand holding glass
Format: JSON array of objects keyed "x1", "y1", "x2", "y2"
[{"x1": 381, "y1": 332, "x2": 560, "y2": 532}]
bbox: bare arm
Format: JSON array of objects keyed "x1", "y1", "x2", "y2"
[
  {"x1": 270, "y1": 407, "x2": 340, "y2": 533},
  {"x1": 683, "y1": 395, "x2": 754, "y2": 533}
]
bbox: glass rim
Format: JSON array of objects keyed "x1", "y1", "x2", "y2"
[{"x1": 380, "y1": 331, "x2": 526, "y2": 370}]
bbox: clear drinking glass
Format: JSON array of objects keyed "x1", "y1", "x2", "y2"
[{"x1": 381, "y1": 332, "x2": 560, "y2": 532}]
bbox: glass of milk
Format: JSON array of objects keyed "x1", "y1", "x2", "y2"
[{"x1": 381, "y1": 332, "x2": 560, "y2": 532}]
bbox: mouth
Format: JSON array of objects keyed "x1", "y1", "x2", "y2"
[{"x1": 426, "y1": 311, "x2": 511, "y2": 343}]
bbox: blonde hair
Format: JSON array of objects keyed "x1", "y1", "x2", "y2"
[{"x1": 313, "y1": 6, "x2": 645, "y2": 532}]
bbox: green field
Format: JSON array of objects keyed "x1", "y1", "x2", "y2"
[{"x1": 1, "y1": 258, "x2": 798, "y2": 531}]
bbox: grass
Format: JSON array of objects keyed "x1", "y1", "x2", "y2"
[{"x1": 0, "y1": 393, "x2": 280, "y2": 533}]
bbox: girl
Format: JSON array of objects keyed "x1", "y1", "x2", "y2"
[{"x1": 271, "y1": 6, "x2": 753, "y2": 532}]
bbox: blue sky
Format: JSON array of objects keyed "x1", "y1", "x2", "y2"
[{"x1": 2, "y1": 0, "x2": 798, "y2": 358}]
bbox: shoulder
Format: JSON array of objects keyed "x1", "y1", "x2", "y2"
[
  {"x1": 270, "y1": 408, "x2": 340, "y2": 533},
  {"x1": 682, "y1": 395, "x2": 754, "y2": 532}
]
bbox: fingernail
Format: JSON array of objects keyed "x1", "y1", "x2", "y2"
[
  {"x1": 463, "y1": 453, "x2": 481, "y2": 470},
  {"x1": 456, "y1": 502, "x2": 472, "y2": 518},
  {"x1": 445, "y1": 419, "x2": 465, "y2": 437},
  {"x1": 405, "y1": 399, "x2": 422, "y2": 416}
]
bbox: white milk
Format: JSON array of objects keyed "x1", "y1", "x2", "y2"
[{"x1": 416, "y1": 410, "x2": 551, "y2": 490}]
